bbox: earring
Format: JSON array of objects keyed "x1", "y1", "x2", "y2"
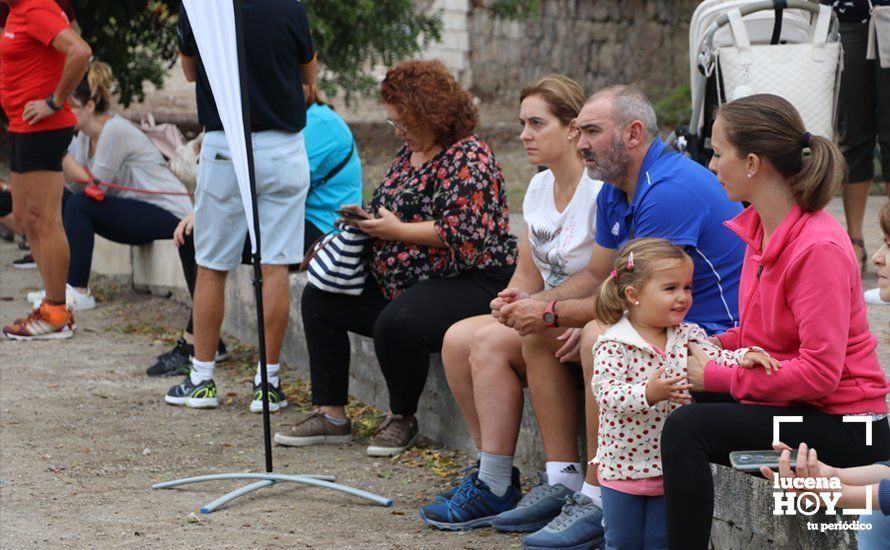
[
  {"x1": 634, "y1": 301, "x2": 640, "y2": 306},
  {"x1": 747, "y1": 173, "x2": 752, "y2": 178}
]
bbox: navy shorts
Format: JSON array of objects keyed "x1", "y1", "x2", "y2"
[{"x1": 8, "y1": 128, "x2": 74, "y2": 173}]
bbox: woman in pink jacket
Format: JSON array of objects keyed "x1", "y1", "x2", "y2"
[{"x1": 661, "y1": 94, "x2": 890, "y2": 549}]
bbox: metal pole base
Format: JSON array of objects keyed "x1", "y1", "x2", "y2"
[{"x1": 153, "y1": 472, "x2": 392, "y2": 514}]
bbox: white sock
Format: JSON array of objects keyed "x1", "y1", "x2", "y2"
[
  {"x1": 478, "y1": 452, "x2": 514, "y2": 497},
  {"x1": 546, "y1": 461, "x2": 583, "y2": 491},
  {"x1": 324, "y1": 413, "x2": 348, "y2": 426},
  {"x1": 581, "y1": 482, "x2": 604, "y2": 509},
  {"x1": 254, "y1": 362, "x2": 280, "y2": 387},
  {"x1": 190, "y1": 357, "x2": 215, "y2": 384}
]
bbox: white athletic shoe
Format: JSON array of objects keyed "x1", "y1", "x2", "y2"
[{"x1": 28, "y1": 284, "x2": 96, "y2": 311}]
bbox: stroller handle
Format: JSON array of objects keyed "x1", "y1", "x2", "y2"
[
  {"x1": 689, "y1": 0, "x2": 838, "y2": 139},
  {"x1": 709, "y1": 0, "x2": 832, "y2": 38}
]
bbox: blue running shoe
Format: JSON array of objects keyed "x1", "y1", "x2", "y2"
[
  {"x1": 492, "y1": 472, "x2": 574, "y2": 533},
  {"x1": 419, "y1": 474, "x2": 521, "y2": 530},
  {"x1": 435, "y1": 462, "x2": 479, "y2": 502},
  {"x1": 436, "y1": 464, "x2": 521, "y2": 502},
  {"x1": 521, "y1": 492, "x2": 605, "y2": 550}
]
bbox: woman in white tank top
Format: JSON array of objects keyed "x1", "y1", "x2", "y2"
[{"x1": 420, "y1": 75, "x2": 605, "y2": 531}]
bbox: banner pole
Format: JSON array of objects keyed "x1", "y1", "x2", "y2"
[{"x1": 232, "y1": 0, "x2": 273, "y2": 474}]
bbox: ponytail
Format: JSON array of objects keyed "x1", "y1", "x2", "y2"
[
  {"x1": 716, "y1": 94, "x2": 844, "y2": 212},
  {"x1": 595, "y1": 274, "x2": 626, "y2": 326},
  {"x1": 789, "y1": 134, "x2": 844, "y2": 213},
  {"x1": 72, "y1": 60, "x2": 114, "y2": 114}
]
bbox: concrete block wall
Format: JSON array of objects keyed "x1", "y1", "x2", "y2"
[{"x1": 90, "y1": 237, "x2": 189, "y2": 298}]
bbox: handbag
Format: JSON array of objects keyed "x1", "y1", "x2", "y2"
[
  {"x1": 304, "y1": 224, "x2": 371, "y2": 295},
  {"x1": 716, "y1": 4, "x2": 841, "y2": 138},
  {"x1": 867, "y1": 1, "x2": 890, "y2": 69},
  {"x1": 140, "y1": 113, "x2": 185, "y2": 160}
]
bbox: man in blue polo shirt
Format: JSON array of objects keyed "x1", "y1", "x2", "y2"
[{"x1": 494, "y1": 85, "x2": 744, "y2": 549}]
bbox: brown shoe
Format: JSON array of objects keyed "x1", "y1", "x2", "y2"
[
  {"x1": 366, "y1": 415, "x2": 419, "y2": 457},
  {"x1": 273, "y1": 411, "x2": 352, "y2": 447}
]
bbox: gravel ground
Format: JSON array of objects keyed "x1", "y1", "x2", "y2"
[{"x1": 0, "y1": 241, "x2": 524, "y2": 549}]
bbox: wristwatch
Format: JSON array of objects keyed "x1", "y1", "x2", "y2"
[
  {"x1": 45, "y1": 95, "x2": 62, "y2": 112},
  {"x1": 543, "y1": 300, "x2": 559, "y2": 328}
]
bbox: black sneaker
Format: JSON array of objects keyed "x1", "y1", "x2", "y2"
[
  {"x1": 215, "y1": 339, "x2": 230, "y2": 362},
  {"x1": 147, "y1": 338, "x2": 191, "y2": 377},
  {"x1": 12, "y1": 253, "x2": 36, "y2": 269},
  {"x1": 164, "y1": 375, "x2": 218, "y2": 408},
  {"x1": 156, "y1": 337, "x2": 192, "y2": 361},
  {"x1": 155, "y1": 338, "x2": 229, "y2": 362},
  {"x1": 249, "y1": 382, "x2": 288, "y2": 413}
]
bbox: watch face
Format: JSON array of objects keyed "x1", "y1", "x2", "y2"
[{"x1": 543, "y1": 312, "x2": 555, "y2": 325}]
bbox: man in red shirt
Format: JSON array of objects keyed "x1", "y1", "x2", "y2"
[{"x1": 0, "y1": 0, "x2": 91, "y2": 340}]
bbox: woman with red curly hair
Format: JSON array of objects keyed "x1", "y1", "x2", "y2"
[{"x1": 275, "y1": 60, "x2": 517, "y2": 457}]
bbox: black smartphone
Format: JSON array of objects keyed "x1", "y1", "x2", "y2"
[
  {"x1": 728, "y1": 450, "x2": 783, "y2": 473},
  {"x1": 337, "y1": 207, "x2": 371, "y2": 220}
]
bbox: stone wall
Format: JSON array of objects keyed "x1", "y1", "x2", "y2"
[
  {"x1": 422, "y1": 0, "x2": 473, "y2": 87},
  {"x1": 467, "y1": 0, "x2": 699, "y2": 100}
]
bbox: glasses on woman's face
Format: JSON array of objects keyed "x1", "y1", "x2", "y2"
[{"x1": 386, "y1": 117, "x2": 406, "y2": 132}]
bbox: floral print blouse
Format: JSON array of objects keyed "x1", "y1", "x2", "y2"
[{"x1": 368, "y1": 134, "x2": 517, "y2": 299}]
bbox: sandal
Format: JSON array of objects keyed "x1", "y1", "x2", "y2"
[{"x1": 851, "y1": 237, "x2": 867, "y2": 274}]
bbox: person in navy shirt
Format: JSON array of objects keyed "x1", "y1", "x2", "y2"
[{"x1": 493, "y1": 85, "x2": 744, "y2": 543}]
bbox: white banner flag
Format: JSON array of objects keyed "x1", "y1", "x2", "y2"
[{"x1": 182, "y1": 0, "x2": 257, "y2": 252}]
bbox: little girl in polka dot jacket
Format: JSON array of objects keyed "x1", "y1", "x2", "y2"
[{"x1": 590, "y1": 238, "x2": 776, "y2": 548}]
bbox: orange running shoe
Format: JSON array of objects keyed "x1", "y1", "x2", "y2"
[{"x1": 3, "y1": 302, "x2": 76, "y2": 340}]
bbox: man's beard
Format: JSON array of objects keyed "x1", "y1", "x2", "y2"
[{"x1": 584, "y1": 131, "x2": 629, "y2": 184}]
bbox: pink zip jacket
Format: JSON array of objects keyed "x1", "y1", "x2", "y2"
[{"x1": 705, "y1": 205, "x2": 889, "y2": 414}]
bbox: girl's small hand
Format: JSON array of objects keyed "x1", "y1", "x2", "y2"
[
  {"x1": 645, "y1": 367, "x2": 692, "y2": 405},
  {"x1": 355, "y1": 207, "x2": 404, "y2": 241},
  {"x1": 741, "y1": 351, "x2": 781, "y2": 375}
]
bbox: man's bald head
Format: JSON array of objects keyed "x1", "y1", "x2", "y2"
[{"x1": 585, "y1": 85, "x2": 659, "y2": 141}]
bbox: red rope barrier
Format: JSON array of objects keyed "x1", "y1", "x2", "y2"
[{"x1": 71, "y1": 168, "x2": 194, "y2": 197}]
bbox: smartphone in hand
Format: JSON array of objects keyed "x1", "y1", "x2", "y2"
[
  {"x1": 337, "y1": 205, "x2": 371, "y2": 220},
  {"x1": 729, "y1": 450, "x2": 783, "y2": 473}
]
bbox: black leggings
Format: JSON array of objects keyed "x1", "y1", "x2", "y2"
[
  {"x1": 662, "y1": 403, "x2": 890, "y2": 549},
  {"x1": 64, "y1": 192, "x2": 181, "y2": 288},
  {"x1": 301, "y1": 266, "x2": 513, "y2": 416}
]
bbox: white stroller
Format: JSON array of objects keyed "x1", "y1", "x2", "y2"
[{"x1": 673, "y1": 0, "x2": 842, "y2": 165}]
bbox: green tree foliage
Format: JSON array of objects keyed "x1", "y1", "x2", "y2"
[
  {"x1": 75, "y1": 1, "x2": 179, "y2": 107},
  {"x1": 74, "y1": 1, "x2": 536, "y2": 107},
  {"x1": 305, "y1": 0, "x2": 441, "y2": 101}
]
